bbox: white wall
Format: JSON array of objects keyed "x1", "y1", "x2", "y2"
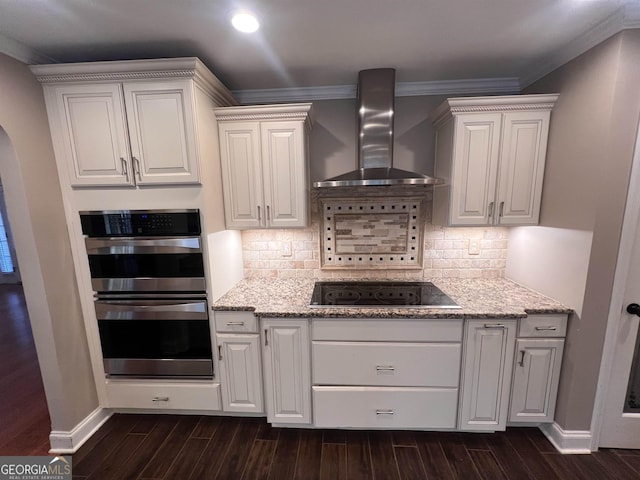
[{"x1": 507, "y1": 227, "x2": 592, "y2": 317}]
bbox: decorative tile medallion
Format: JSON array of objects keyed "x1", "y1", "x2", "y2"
[{"x1": 320, "y1": 197, "x2": 425, "y2": 269}]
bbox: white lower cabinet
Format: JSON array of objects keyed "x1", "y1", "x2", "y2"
[
  {"x1": 313, "y1": 386, "x2": 458, "y2": 429},
  {"x1": 217, "y1": 333, "x2": 263, "y2": 413},
  {"x1": 459, "y1": 319, "x2": 517, "y2": 431},
  {"x1": 509, "y1": 314, "x2": 568, "y2": 423},
  {"x1": 106, "y1": 380, "x2": 222, "y2": 410},
  {"x1": 261, "y1": 318, "x2": 312, "y2": 424},
  {"x1": 311, "y1": 318, "x2": 463, "y2": 430}
]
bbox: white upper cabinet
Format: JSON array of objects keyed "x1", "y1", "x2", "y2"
[
  {"x1": 50, "y1": 83, "x2": 132, "y2": 186},
  {"x1": 215, "y1": 104, "x2": 313, "y2": 229},
  {"x1": 432, "y1": 94, "x2": 558, "y2": 226},
  {"x1": 32, "y1": 58, "x2": 236, "y2": 188},
  {"x1": 122, "y1": 81, "x2": 199, "y2": 185}
]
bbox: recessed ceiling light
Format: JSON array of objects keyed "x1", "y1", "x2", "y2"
[{"x1": 231, "y1": 11, "x2": 259, "y2": 33}]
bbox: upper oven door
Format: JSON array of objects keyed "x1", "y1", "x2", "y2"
[{"x1": 85, "y1": 236, "x2": 205, "y2": 293}]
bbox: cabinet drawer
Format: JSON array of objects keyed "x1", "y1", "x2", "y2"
[
  {"x1": 312, "y1": 341, "x2": 461, "y2": 387},
  {"x1": 106, "y1": 381, "x2": 222, "y2": 410},
  {"x1": 313, "y1": 386, "x2": 458, "y2": 429},
  {"x1": 519, "y1": 315, "x2": 567, "y2": 337},
  {"x1": 311, "y1": 318, "x2": 463, "y2": 342},
  {"x1": 214, "y1": 311, "x2": 258, "y2": 333}
]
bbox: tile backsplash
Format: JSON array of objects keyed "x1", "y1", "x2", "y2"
[
  {"x1": 241, "y1": 218, "x2": 509, "y2": 279},
  {"x1": 319, "y1": 196, "x2": 426, "y2": 269}
]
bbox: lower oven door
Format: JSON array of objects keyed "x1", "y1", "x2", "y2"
[{"x1": 95, "y1": 298, "x2": 213, "y2": 378}]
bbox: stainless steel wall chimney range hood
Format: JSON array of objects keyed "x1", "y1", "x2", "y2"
[{"x1": 313, "y1": 68, "x2": 444, "y2": 188}]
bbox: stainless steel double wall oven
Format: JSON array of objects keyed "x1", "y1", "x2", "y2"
[{"x1": 80, "y1": 209, "x2": 213, "y2": 378}]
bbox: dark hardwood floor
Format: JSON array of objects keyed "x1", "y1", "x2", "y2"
[
  {"x1": 0, "y1": 283, "x2": 51, "y2": 455},
  {"x1": 71, "y1": 414, "x2": 640, "y2": 480}
]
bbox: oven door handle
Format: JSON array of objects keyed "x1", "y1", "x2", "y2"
[
  {"x1": 85, "y1": 237, "x2": 201, "y2": 254},
  {"x1": 94, "y1": 300, "x2": 208, "y2": 321}
]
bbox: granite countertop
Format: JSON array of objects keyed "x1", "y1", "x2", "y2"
[{"x1": 212, "y1": 278, "x2": 572, "y2": 319}]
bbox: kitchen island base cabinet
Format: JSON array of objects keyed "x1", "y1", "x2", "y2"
[
  {"x1": 313, "y1": 386, "x2": 458, "y2": 429},
  {"x1": 459, "y1": 319, "x2": 517, "y2": 431},
  {"x1": 261, "y1": 318, "x2": 312, "y2": 425}
]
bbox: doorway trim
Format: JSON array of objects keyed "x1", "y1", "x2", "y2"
[{"x1": 591, "y1": 117, "x2": 640, "y2": 450}]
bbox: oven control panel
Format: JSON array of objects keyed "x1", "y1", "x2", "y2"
[{"x1": 80, "y1": 210, "x2": 201, "y2": 237}]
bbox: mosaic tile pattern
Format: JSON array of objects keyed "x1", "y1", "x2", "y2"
[{"x1": 320, "y1": 197, "x2": 425, "y2": 269}]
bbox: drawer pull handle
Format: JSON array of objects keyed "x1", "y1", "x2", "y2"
[
  {"x1": 376, "y1": 365, "x2": 395, "y2": 372},
  {"x1": 152, "y1": 397, "x2": 169, "y2": 402},
  {"x1": 484, "y1": 323, "x2": 505, "y2": 329},
  {"x1": 226, "y1": 321, "x2": 245, "y2": 326},
  {"x1": 376, "y1": 409, "x2": 394, "y2": 415},
  {"x1": 534, "y1": 326, "x2": 558, "y2": 331}
]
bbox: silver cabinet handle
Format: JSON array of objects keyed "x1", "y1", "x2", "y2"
[
  {"x1": 483, "y1": 323, "x2": 505, "y2": 329},
  {"x1": 218, "y1": 345, "x2": 222, "y2": 361},
  {"x1": 132, "y1": 156, "x2": 142, "y2": 183},
  {"x1": 535, "y1": 326, "x2": 558, "y2": 331},
  {"x1": 257, "y1": 205, "x2": 261, "y2": 222},
  {"x1": 499, "y1": 201, "x2": 505, "y2": 217},
  {"x1": 518, "y1": 350, "x2": 526, "y2": 367},
  {"x1": 264, "y1": 328, "x2": 269, "y2": 346},
  {"x1": 226, "y1": 321, "x2": 245, "y2": 326},
  {"x1": 376, "y1": 365, "x2": 395, "y2": 372},
  {"x1": 152, "y1": 396, "x2": 169, "y2": 402},
  {"x1": 120, "y1": 157, "x2": 130, "y2": 182},
  {"x1": 375, "y1": 409, "x2": 394, "y2": 415},
  {"x1": 488, "y1": 202, "x2": 494, "y2": 218},
  {"x1": 266, "y1": 205, "x2": 271, "y2": 221}
]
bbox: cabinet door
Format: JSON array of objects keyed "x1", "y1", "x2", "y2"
[
  {"x1": 509, "y1": 338, "x2": 564, "y2": 423},
  {"x1": 51, "y1": 84, "x2": 133, "y2": 187},
  {"x1": 122, "y1": 80, "x2": 200, "y2": 185},
  {"x1": 260, "y1": 121, "x2": 308, "y2": 228},
  {"x1": 496, "y1": 111, "x2": 550, "y2": 225},
  {"x1": 218, "y1": 122, "x2": 264, "y2": 228},
  {"x1": 262, "y1": 318, "x2": 311, "y2": 424},
  {"x1": 450, "y1": 114, "x2": 502, "y2": 225},
  {"x1": 460, "y1": 319, "x2": 516, "y2": 431},
  {"x1": 217, "y1": 334, "x2": 263, "y2": 413}
]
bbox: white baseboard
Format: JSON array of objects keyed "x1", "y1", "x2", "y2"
[
  {"x1": 49, "y1": 408, "x2": 112, "y2": 454},
  {"x1": 539, "y1": 422, "x2": 593, "y2": 454}
]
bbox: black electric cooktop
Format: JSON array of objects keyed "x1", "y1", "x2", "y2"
[{"x1": 310, "y1": 281, "x2": 460, "y2": 308}]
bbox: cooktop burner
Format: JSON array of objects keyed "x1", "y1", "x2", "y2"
[{"x1": 310, "y1": 281, "x2": 460, "y2": 308}]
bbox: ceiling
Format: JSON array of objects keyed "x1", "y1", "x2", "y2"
[{"x1": 1, "y1": 0, "x2": 639, "y2": 99}]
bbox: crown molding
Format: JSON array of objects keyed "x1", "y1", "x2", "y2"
[
  {"x1": 29, "y1": 57, "x2": 236, "y2": 106},
  {"x1": 214, "y1": 103, "x2": 314, "y2": 125},
  {"x1": 0, "y1": 32, "x2": 57, "y2": 64},
  {"x1": 233, "y1": 77, "x2": 520, "y2": 104},
  {"x1": 432, "y1": 94, "x2": 559, "y2": 127},
  {"x1": 520, "y1": 4, "x2": 640, "y2": 89}
]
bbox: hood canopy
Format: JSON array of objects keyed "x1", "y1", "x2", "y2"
[{"x1": 314, "y1": 68, "x2": 443, "y2": 188}]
